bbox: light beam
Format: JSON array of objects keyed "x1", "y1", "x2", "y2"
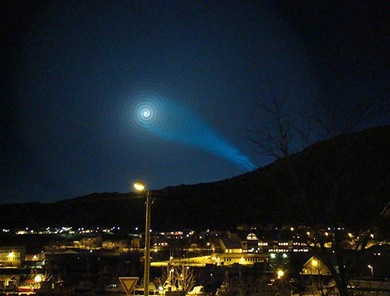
[{"x1": 126, "y1": 92, "x2": 256, "y2": 171}]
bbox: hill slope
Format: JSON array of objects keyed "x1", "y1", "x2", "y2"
[
  {"x1": 155, "y1": 125, "x2": 390, "y2": 230},
  {"x1": 1, "y1": 125, "x2": 389, "y2": 230}
]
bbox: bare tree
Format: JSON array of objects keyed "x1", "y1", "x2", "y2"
[
  {"x1": 247, "y1": 94, "x2": 298, "y2": 159},
  {"x1": 173, "y1": 264, "x2": 197, "y2": 294},
  {"x1": 155, "y1": 265, "x2": 178, "y2": 292},
  {"x1": 154, "y1": 264, "x2": 197, "y2": 294},
  {"x1": 247, "y1": 94, "x2": 389, "y2": 296}
]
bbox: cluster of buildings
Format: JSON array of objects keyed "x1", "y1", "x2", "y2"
[{"x1": 0, "y1": 225, "x2": 388, "y2": 295}]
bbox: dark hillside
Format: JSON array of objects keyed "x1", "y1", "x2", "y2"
[
  {"x1": 1, "y1": 126, "x2": 389, "y2": 231},
  {"x1": 154, "y1": 125, "x2": 390, "y2": 229}
]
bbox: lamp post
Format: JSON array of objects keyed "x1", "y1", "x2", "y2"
[
  {"x1": 368, "y1": 265, "x2": 374, "y2": 278},
  {"x1": 134, "y1": 181, "x2": 152, "y2": 296}
]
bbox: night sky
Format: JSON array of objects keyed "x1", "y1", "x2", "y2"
[{"x1": 1, "y1": 1, "x2": 389, "y2": 203}]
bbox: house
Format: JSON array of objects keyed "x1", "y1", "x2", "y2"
[
  {"x1": 102, "y1": 239, "x2": 128, "y2": 251},
  {"x1": 301, "y1": 256, "x2": 331, "y2": 275},
  {"x1": 0, "y1": 246, "x2": 25, "y2": 268},
  {"x1": 219, "y1": 237, "x2": 242, "y2": 254},
  {"x1": 0, "y1": 246, "x2": 26, "y2": 289}
]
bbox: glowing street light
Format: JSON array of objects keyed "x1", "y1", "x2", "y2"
[
  {"x1": 34, "y1": 275, "x2": 42, "y2": 283},
  {"x1": 133, "y1": 181, "x2": 152, "y2": 296},
  {"x1": 134, "y1": 181, "x2": 146, "y2": 192},
  {"x1": 368, "y1": 265, "x2": 374, "y2": 278},
  {"x1": 34, "y1": 274, "x2": 42, "y2": 289},
  {"x1": 277, "y1": 269, "x2": 284, "y2": 279}
]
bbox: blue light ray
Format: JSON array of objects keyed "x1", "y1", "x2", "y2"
[{"x1": 126, "y1": 93, "x2": 256, "y2": 171}]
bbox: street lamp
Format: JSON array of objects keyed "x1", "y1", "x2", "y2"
[
  {"x1": 133, "y1": 181, "x2": 152, "y2": 296},
  {"x1": 34, "y1": 274, "x2": 42, "y2": 289},
  {"x1": 368, "y1": 265, "x2": 374, "y2": 278}
]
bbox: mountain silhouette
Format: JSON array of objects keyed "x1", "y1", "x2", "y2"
[{"x1": 1, "y1": 125, "x2": 389, "y2": 231}]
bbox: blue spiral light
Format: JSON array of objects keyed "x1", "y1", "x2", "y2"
[{"x1": 124, "y1": 87, "x2": 256, "y2": 171}]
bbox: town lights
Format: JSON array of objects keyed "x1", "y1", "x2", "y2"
[
  {"x1": 277, "y1": 269, "x2": 284, "y2": 279},
  {"x1": 34, "y1": 275, "x2": 42, "y2": 283},
  {"x1": 34, "y1": 275, "x2": 42, "y2": 288},
  {"x1": 133, "y1": 181, "x2": 152, "y2": 296}
]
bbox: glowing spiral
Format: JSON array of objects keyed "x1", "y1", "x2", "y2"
[
  {"x1": 134, "y1": 101, "x2": 158, "y2": 128},
  {"x1": 122, "y1": 83, "x2": 174, "y2": 143},
  {"x1": 141, "y1": 108, "x2": 151, "y2": 119},
  {"x1": 121, "y1": 84, "x2": 256, "y2": 170}
]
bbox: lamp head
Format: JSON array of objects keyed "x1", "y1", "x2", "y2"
[
  {"x1": 34, "y1": 275, "x2": 42, "y2": 283},
  {"x1": 134, "y1": 181, "x2": 146, "y2": 192},
  {"x1": 277, "y1": 269, "x2": 284, "y2": 279}
]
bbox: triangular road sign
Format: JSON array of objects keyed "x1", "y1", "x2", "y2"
[{"x1": 119, "y1": 277, "x2": 138, "y2": 295}]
